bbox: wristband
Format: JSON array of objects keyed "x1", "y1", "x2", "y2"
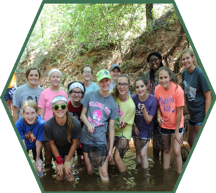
[
  {"x1": 157, "y1": 114, "x2": 161, "y2": 119},
  {"x1": 55, "y1": 155, "x2": 63, "y2": 165},
  {"x1": 64, "y1": 162, "x2": 71, "y2": 165}
]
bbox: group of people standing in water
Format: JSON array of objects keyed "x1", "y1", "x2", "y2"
[{"x1": 10, "y1": 49, "x2": 211, "y2": 182}]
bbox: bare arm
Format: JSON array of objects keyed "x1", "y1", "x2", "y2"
[
  {"x1": 204, "y1": 90, "x2": 212, "y2": 116},
  {"x1": 175, "y1": 106, "x2": 183, "y2": 132},
  {"x1": 22, "y1": 139, "x2": 26, "y2": 149},
  {"x1": 49, "y1": 140, "x2": 60, "y2": 157},
  {"x1": 38, "y1": 108, "x2": 45, "y2": 119},
  {"x1": 81, "y1": 106, "x2": 94, "y2": 133},
  {"x1": 140, "y1": 104, "x2": 154, "y2": 124},
  {"x1": 35, "y1": 140, "x2": 42, "y2": 161},
  {"x1": 13, "y1": 106, "x2": 19, "y2": 123},
  {"x1": 108, "y1": 119, "x2": 115, "y2": 161},
  {"x1": 64, "y1": 139, "x2": 79, "y2": 163}
]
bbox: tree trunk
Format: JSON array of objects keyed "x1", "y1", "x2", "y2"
[{"x1": 146, "y1": 4, "x2": 153, "y2": 27}]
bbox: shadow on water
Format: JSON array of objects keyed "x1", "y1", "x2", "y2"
[{"x1": 30, "y1": 134, "x2": 189, "y2": 191}]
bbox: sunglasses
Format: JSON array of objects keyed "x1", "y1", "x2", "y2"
[{"x1": 52, "y1": 104, "x2": 67, "y2": 111}]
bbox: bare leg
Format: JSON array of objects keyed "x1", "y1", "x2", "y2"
[
  {"x1": 163, "y1": 145, "x2": 171, "y2": 170},
  {"x1": 114, "y1": 148, "x2": 126, "y2": 172},
  {"x1": 136, "y1": 149, "x2": 141, "y2": 164},
  {"x1": 83, "y1": 151, "x2": 94, "y2": 174},
  {"x1": 140, "y1": 141, "x2": 149, "y2": 169},
  {"x1": 195, "y1": 125, "x2": 202, "y2": 136},
  {"x1": 187, "y1": 124, "x2": 196, "y2": 149},
  {"x1": 99, "y1": 156, "x2": 109, "y2": 181},
  {"x1": 172, "y1": 133, "x2": 183, "y2": 174}
]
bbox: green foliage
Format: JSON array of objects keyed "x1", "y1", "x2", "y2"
[{"x1": 20, "y1": 4, "x2": 175, "y2": 67}]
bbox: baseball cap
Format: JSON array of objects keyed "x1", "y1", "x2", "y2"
[
  {"x1": 110, "y1": 64, "x2": 121, "y2": 72},
  {"x1": 96, "y1": 69, "x2": 111, "y2": 82}
]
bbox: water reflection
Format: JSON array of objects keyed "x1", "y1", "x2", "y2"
[{"x1": 30, "y1": 136, "x2": 188, "y2": 191}]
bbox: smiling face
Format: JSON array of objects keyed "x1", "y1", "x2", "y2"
[
  {"x1": 98, "y1": 78, "x2": 111, "y2": 92},
  {"x1": 52, "y1": 100, "x2": 68, "y2": 119},
  {"x1": 81, "y1": 66, "x2": 92, "y2": 81},
  {"x1": 158, "y1": 70, "x2": 171, "y2": 90},
  {"x1": 135, "y1": 80, "x2": 148, "y2": 97},
  {"x1": 110, "y1": 67, "x2": 121, "y2": 82},
  {"x1": 182, "y1": 52, "x2": 195, "y2": 69},
  {"x1": 27, "y1": 70, "x2": 40, "y2": 87},
  {"x1": 22, "y1": 106, "x2": 38, "y2": 125},
  {"x1": 70, "y1": 87, "x2": 83, "y2": 102},
  {"x1": 149, "y1": 55, "x2": 161, "y2": 71},
  {"x1": 117, "y1": 76, "x2": 129, "y2": 96},
  {"x1": 49, "y1": 71, "x2": 61, "y2": 87}
]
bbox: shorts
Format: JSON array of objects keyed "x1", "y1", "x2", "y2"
[
  {"x1": 31, "y1": 147, "x2": 43, "y2": 161},
  {"x1": 4, "y1": 86, "x2": 16, "y2": 101},
  {"x1": 52, "y1": 151, "x2": 75, "y2": 161},
  {"x1": 159, "y1": 126, "x2": 184, "y2": 135},
  {"x1": 81, "y1": 143, "x2": 107, "y2": 153},
  {"x1": 188, "y1": 120, "x2": 202, "y2": 126},
  {"x1": 76, "y1": 147, "x2": 83, "y2": 156}
]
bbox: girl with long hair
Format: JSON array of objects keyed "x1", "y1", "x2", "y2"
[
  {"x1": 132, "y1": 76, "x2": 157, "y2": 168},
  {"x1": 181, "y1": 48, "x2": 212, "y2": 149},
  {"x1": 155, "y1": 67, "x2": 184, "y2": 174},
  {"x1": 110, "y1": 74, "x2": 136, "y2": 172},
  {"x1": 43, "y1": 95, "x2": 82, "y2": 181}
]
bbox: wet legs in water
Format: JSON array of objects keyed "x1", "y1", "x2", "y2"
[
  {"x1": 114, "y1": 147, "x2": 126, "y2": 172},
  {"x1": 136, "y1": 141, "x2": 149, "y2": 169},
  {"x1": 163, "y1": 133, "x2": 183, "y2": 174},
  {"x1": 55, "y1": 156, "x2": 74, "y2": 181},
  {"x1": 83, "y1": 151, "x2": 110, "y2": 181}
]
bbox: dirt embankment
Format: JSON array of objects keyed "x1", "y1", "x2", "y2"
[{"x1": 15, "y1": 9, "x2": 189, "y2": 118}]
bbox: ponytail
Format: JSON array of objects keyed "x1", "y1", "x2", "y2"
[{"x1": 66, "y1": 111, "x2": 74, "y2": 143}]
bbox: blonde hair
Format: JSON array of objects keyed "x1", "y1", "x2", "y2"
[
  {"x1": 180, "y1": 48, "x2": 198, "y2": 66},
  {"x1": 22, "y1": 100, "x2": 38, "y2": 125}
]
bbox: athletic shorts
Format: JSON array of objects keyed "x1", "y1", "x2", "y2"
[
  {"x1": 159, "y1": 126, "x2": 184, "y2": 135},
  {"x1": 52, "y1": 151, "x2": 75, "y2": 161},
  {"x1": 188, "y1": 120, "x2": 202, "y2": 126},
  {"x1": 4, "y1": 86, "x2": 16, "y2": 101}
]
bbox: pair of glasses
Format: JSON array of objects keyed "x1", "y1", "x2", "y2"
[
  {"x1": 52, "y1": 104, "x2": 67, "y2": 111},
  {"x1": 83, "y1": 71, "x2": 91, "y2": 74},
  {"x1": 71, "y1": 91, "x2": 82, "y2": 95},
  {"x1": 117, "y1": 83, "x2": 129, "y2": 88},
  {"x1": 149, "y1": 58, "x2": 159, "y2": 64}
]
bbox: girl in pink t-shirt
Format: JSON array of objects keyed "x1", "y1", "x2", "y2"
[
  {"x1": 154, "y1": 67, "x2": 184, "y2": 174},
  {"x1": 38, "y1": 68, "x2": 69, "y2": 168}
]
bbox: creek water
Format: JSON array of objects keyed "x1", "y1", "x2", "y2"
[{"x1": 30, "y1": 133, "x2": 189, "y2": 191}]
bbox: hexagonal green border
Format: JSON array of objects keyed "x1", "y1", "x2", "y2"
[{"x1": 0, "y1": 0, "x2": 215, "y2": 192}]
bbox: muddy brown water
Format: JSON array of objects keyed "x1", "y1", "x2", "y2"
[{"x1": 30, "y1": 134, "x2": 189, "y2": 191}]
